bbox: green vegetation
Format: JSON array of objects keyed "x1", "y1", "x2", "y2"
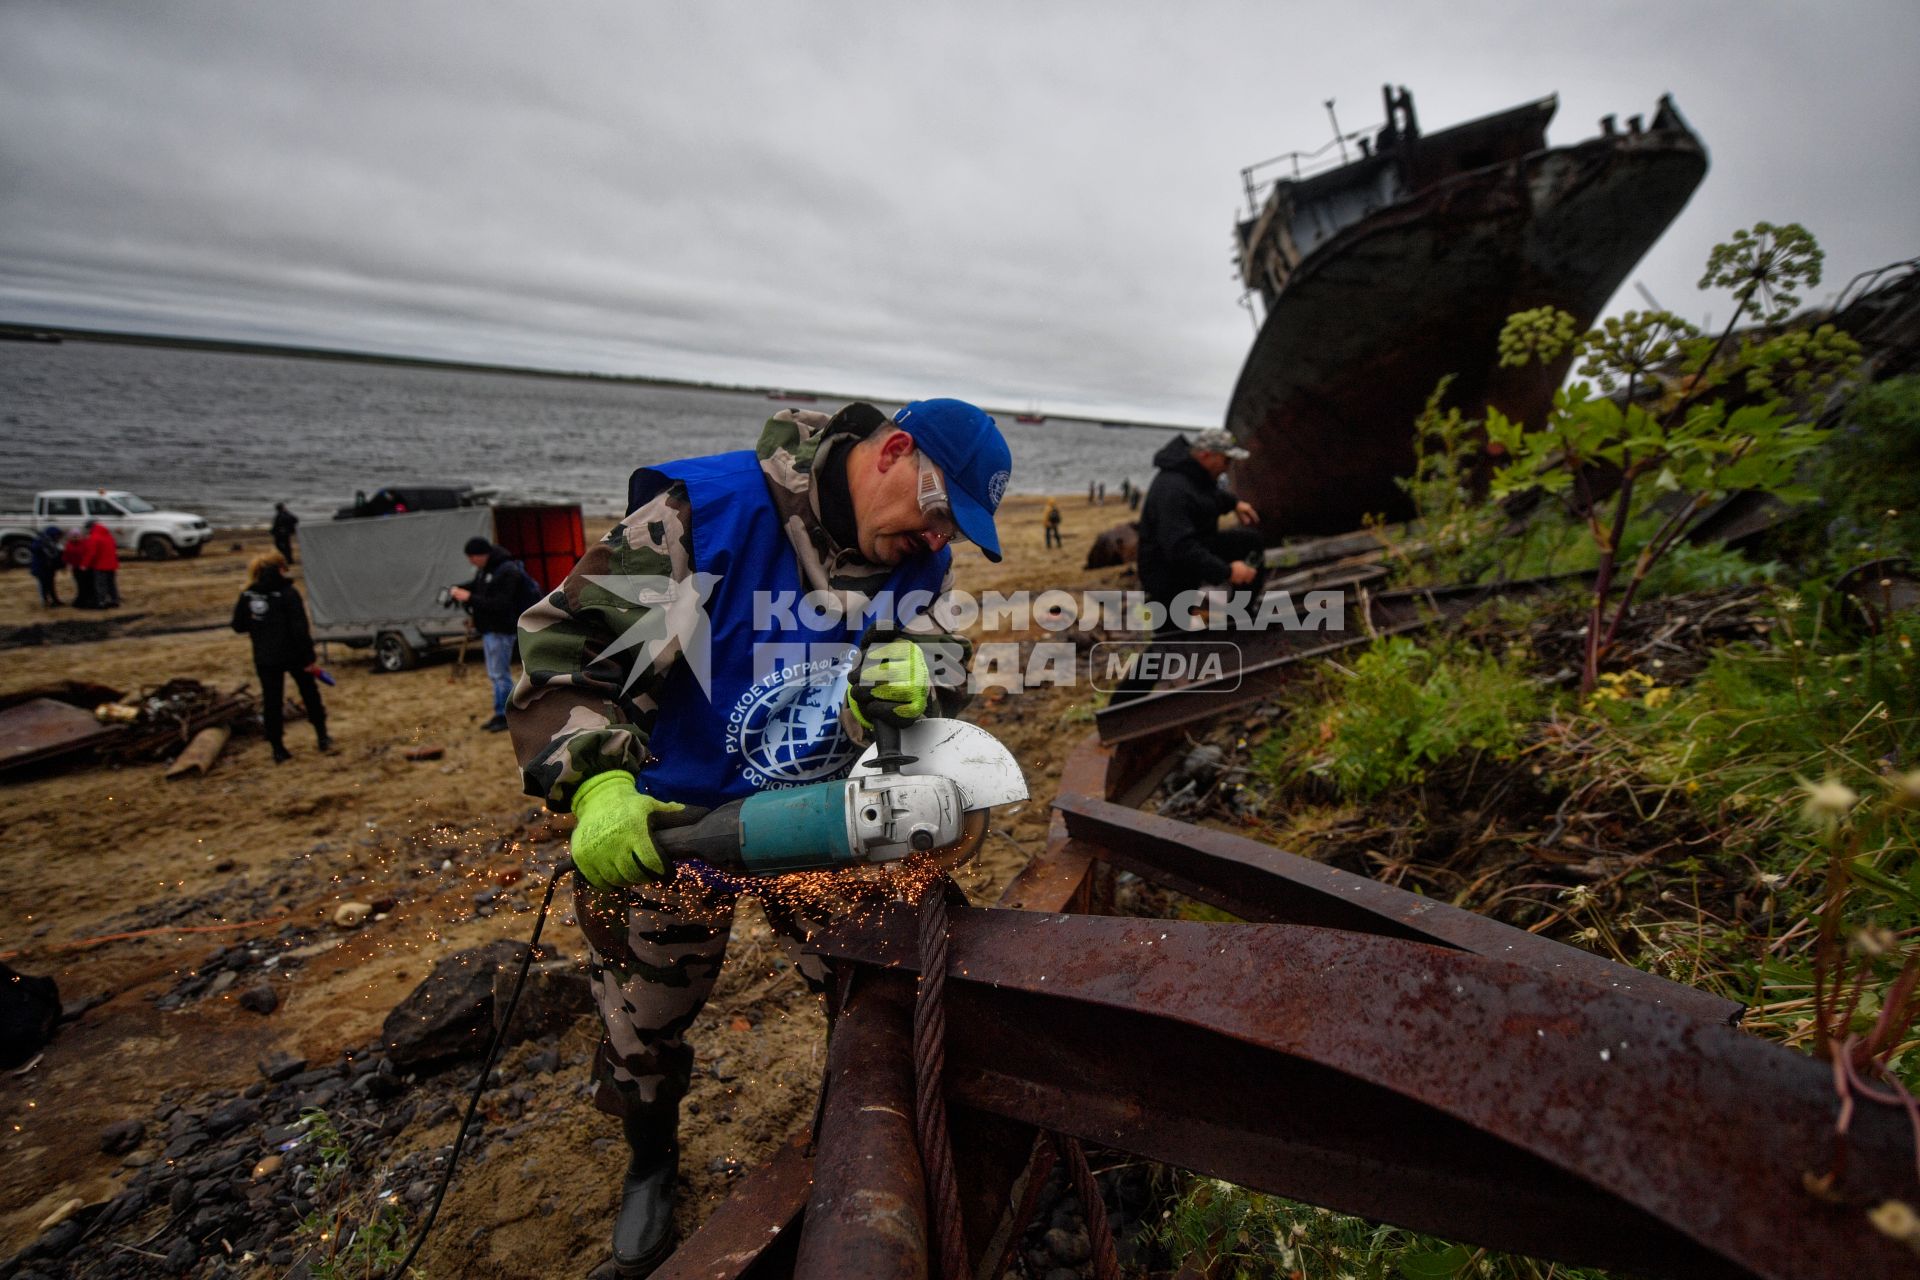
[
  {"x1": 1559, "y1": 594, "x2": 1919, "y2": 1084},
  {"x1": 291, "y1": 1108, "x2": 418, "y2": 1280},
  {"x1": 1486, "y1": 224, "x2": 1857, "y2": 691},
  {"x1": 1154, "y1": 1179, "x2": 1605, "y2": 1280},
  {"x1": 1262, "y1": 637, "x2": 1539, "y2": 800},
  {"x1": 1784, "y1": 373, "x2": 1920, "y2": 565}
]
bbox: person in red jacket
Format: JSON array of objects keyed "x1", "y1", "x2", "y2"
[
  {"x1": 84, "y1": 520, "x2": 122, "y2": 608},
  {"x1": 64, "y1": 530, "x2": 97, "y2": 608}
]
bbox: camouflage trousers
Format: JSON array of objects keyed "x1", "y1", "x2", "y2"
[{"x1": 573, "y1": 866, "x2": 831, "y2": 1118}]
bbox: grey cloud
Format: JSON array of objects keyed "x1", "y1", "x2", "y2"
[{"x1": 3, "y1": 0, "x2": 1915, "y2": 424}]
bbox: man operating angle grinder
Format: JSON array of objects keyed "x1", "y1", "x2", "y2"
[{"x1": 508, "y1": 398, "x2": 1016, "y2": 1277}]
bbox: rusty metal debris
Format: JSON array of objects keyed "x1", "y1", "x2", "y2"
[
  {"x1": 806, "y1": 906, "x2": 1916, "y2": 1278},
  {"x1": 0, "y1": 697, "x2": 121, "y2": 773},
  {"x1": 162, "y1": 724, "x2": 231, "y2": 779},
  {"x1": 97, "y1": 678, "x2": 256, "y2": 764},
  {"x1": 1052, "y1": 788, "x2": 1741, "y2": 1026}
]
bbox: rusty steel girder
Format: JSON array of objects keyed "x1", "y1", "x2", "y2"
[
  {"x1": 809, "y1": 906, "x2": 1918, "y2": 1280},
  {"x1": 1055, "y1": 790, "x2": 1742, "y2": 1027}
]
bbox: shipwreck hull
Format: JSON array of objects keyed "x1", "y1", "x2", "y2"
[{"x1": 1226, "y1": 102, "x2": 1707, "y2": 536}]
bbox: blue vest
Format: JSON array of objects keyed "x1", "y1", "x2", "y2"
[{"x1": 626, "y1": 451, "x2": 950, "y2": 810}]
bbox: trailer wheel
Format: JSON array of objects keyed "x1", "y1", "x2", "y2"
[
  {"x1": 139, "y1": 534, "x2": 175, "y2": 561},
  {"x1": 374, "y1": 632, "x2": 417, "y2": 673}
]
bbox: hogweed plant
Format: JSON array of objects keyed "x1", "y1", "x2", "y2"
[{"x1": 1485, "y1": 222, "x2": 1861, "y2": 691}]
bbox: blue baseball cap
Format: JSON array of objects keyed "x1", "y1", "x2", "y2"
[{"x1": 893, "y1": 399, "x2": 1011, "y2": 562}]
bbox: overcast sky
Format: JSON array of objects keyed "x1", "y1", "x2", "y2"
[{"x1": 2, "y1": 1, "x2": 1915, "y2": 424}]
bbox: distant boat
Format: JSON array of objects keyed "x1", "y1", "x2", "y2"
[
  {"x1": 767, "y1": 389, "x2": 819, "y2": 402},
  {"x1": 1016, "y1": 413, "x2": 1046, "y2": 424},
  {"x1": 1225, "y1": 86, "x2": 1707, "y2": 535}
]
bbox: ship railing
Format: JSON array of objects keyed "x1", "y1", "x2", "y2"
[{"x1": 1239, "y1": 125, "x2": 1378, "y2": 219}]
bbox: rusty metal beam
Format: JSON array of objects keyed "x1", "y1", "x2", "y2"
[
  {"x1": 1093, "y1": 575, "x2": 1588, "y2": 745},
  {"x1": 1055, "y1": 790, "x2": 1741, "y2": 1027},
  {"x1": 809, "y1": 907, "x2": 1917, "y2": 1280},
  {"x1": 653, "y1": 1132, "x2": 812, "y2": 1280},
  {"x1": 792, "y1": 970, "x2": 928, "y2": 1280}
]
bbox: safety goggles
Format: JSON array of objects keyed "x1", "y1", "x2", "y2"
[{"x1": 915, "y1": 453, "x2": 968, "y2": 546}]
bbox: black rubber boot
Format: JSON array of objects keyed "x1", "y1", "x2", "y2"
[{"x1": 612, "y1": 1099, "x2": 679, "y2": 1278}]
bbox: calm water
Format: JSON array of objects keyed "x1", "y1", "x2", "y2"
[{"x1": 0, "y1": 341, "x2": 1171, "y2": 527}]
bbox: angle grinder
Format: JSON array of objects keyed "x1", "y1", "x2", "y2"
[{"x1": 564, "y1": 717, "x2": 1028, "y2": 879}]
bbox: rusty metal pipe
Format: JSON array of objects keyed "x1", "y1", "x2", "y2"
[{"x1": 792, "y1": 970, "x2": 928, "y2": 1280}]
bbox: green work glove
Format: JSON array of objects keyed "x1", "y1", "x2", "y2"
[
  {"x1": 568, "y1": 771, "x2": 685, "y2": 891},
  {"x1": 849, "y1": 634, "x2": 932, "y2": 731}
]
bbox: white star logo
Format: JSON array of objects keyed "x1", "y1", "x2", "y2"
[{"x1": 580, "y1": 572, "x2": 723, "y2": 699}]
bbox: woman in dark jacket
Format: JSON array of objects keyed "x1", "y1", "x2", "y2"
[
  {"x1": 29, "y1": 526, "x2": 65, "y2": 607},
  {"x1": 232, "y1": 551, "x2": 332, "y2": 762}
]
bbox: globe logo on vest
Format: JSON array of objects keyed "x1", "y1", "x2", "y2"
[{"x1": 726, "y1": 649, "x2": 859, "y2": 789}]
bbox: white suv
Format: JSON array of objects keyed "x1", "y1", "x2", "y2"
[{"x1": 2, "y1": 490, "x2": 213, "y2": 563}]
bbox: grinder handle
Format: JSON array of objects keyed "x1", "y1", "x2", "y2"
[
  {"x1": 556, "y1": 800, "x2": 750, "y2": 879},
  {"x1": 649, "y1": 800, "x2": 746, "y2": 866}
]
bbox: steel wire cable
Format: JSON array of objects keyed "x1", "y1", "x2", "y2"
[
  {"x1": 1055, "y1": 1132, "x2": 1121, "y2": 1280},
  {"x1": 912, "y1": 878, "x2": 971, "y2": 1280}
]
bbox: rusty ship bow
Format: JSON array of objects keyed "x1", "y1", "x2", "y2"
[{"x1": 1226, "y1": 88, "x2": 1707, "y2": 535}]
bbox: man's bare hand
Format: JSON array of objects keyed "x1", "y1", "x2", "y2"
[
  {"x1": 1228, "y1": 560, "x2": 1257, "y2": 586},
  {"x1": 1235, "y1": 500, "x2": 1261, "y2": 527},
  {"x1": 449, "y1": 586, "x2": 472, "y2": 602}
]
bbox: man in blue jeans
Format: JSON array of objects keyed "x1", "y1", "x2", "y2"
[{"x1": 450, "y1": 535, "x2": 537, "y2": 731}]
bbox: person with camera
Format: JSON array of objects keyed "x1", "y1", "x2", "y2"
[{"x1": 448, "y1": 535, "x2": 540, "y2": 732}]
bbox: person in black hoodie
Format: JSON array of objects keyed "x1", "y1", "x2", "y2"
[
  {"x1": 232, "y1": 551, "x2": 332, "y2": 762},
  {"x1": 449, "y1": 536, "x2": 537, "y2": 732},
  {"x1": 1110, "y1": 429, "x2": 1265, "y2": 703}
]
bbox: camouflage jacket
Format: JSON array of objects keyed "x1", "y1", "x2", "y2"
[{"x1": 511, "y1": 410, "x2": 972, "y2": 811}]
